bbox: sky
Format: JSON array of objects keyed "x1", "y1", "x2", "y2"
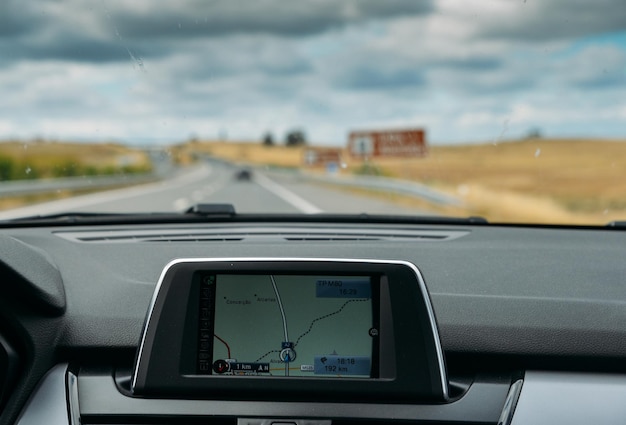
[{"x1": 1, "y1": 0, "x2": 625, "y2": 146}]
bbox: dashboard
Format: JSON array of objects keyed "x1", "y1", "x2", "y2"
[{"x1": 2, "y1": 219, "x2": 626, "y2": 424}]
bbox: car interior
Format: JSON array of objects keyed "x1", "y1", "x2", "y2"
[{"x1": 2, "y1": 214, "x2": 626, "y2": 425}]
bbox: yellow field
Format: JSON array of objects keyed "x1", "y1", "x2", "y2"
[
  {"x1": 0, "y1": 140, "x2": 153, "y2": 210},
  {"x1": 171, "y1": 140, "x2": 307, "y2": 168},
  {"x1": 0, "y1": 140, "x2": 151, "y2": 179},
  {"x1": 182, "y1": 138, "x2": 626, "y2": 225},
  {"x1": 366, "y1": 138, "x2": 626, "y2": 224}
]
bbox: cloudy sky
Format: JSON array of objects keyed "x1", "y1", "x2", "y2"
[{"x1": 1, "y1": 0, "x2": 625, "y2": 145}]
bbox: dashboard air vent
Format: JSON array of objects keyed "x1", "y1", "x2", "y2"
[{"x1": 56, "y1": 226, "x2": 469, "y2": 243}]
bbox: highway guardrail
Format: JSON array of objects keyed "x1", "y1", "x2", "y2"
[
  {"x1": 262, "y1": 166, "x2": 461, "y2": 206},
  {"x1": 0, "y1": 173, "x2": 158, "y2": 197}
]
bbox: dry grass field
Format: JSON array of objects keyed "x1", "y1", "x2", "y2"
[
  {"x1": 0, "y1": 140, "x2": 152, "y2": 180},
  {"x1": 0, "y1": 140, "x2": 153, "y2": 210},
  {"x1": 171, "y1": 140, "x2": 306, "y2": 168},
  {"x1": 182, "y1": 138, "x2": 626, "y2": 225},
  {"x1": 366, "y1": 138, "x2": 626, "y2": 224}
]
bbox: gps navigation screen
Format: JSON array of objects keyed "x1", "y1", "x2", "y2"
[{"x1": 197, "y1": 274, "x2": 377, "y2": 378}]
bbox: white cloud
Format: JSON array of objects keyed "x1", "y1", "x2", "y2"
[{"x1": 0, "y1": 0, "x2": 625, "y2": 145}]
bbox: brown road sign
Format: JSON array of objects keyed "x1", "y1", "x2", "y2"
[
  {"x1": 303, "y1": 148, "x2": 343, "y2": 167},
  {"x1": 348, "y1": 129, "x2": 427, "y2": 158}
]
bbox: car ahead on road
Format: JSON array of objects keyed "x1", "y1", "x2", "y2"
[
  {"x1": 234, "y1": 168, "x2": 253, "y2": 181},
  {"x1": 2, "y1": 1, "x2": 626, "y2": 425}
]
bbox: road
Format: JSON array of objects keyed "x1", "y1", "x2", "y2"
[{"x1": 0, "y1": 160, "x2": 425, "y2": 219}]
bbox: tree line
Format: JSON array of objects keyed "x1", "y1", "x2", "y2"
[{"x1": 262, "y1": 129, "x2": 307, "y2": 147}]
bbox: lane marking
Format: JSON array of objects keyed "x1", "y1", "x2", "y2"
[
  {"x1": 0, "y1": 164, "x2": 213, "y2": 220},
  {"x1": 254, "y1": 172, "x2": 322, "y2": 214},
  {"x1": 170, "y1": 169, "x2": 232, "y2": 211}
]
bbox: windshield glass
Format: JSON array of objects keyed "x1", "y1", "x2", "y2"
[{"x1": 1, "y1": 1, "x2": 625, "y2": 224}]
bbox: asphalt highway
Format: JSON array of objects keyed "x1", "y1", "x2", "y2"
[{"x1": 0, "y1": 160, "x2": 424, "y2": 220}]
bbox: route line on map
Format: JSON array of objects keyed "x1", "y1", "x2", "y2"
[
  {"x1": 294, "y1": 299, "x2": 368, "y2": 348},
  {"x1": 254, "y1": 298, "x2": 369, "y2": 363},
  {"x1": 214, "y1": 334, "x2": 231, "y2": 359}
]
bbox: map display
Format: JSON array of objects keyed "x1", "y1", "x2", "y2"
[{"x1": 201, "y1": 274, "x2": 375, "y2": 378}]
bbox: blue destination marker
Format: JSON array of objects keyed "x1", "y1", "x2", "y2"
[
  {"x1": 313, "y1": 355, "x2": 371, "y2": 376},
  {"x1": 316, "y1": 278, "x2": 371, "y2": 298}
]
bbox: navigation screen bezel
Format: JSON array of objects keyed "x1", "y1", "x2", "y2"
[{"x1": 131, "y1": 258, "x2": 448, "y2": 402}]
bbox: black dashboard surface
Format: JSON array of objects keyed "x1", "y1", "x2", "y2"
[{"x1": 2, "y1": 221, "x2": 626, "y2": 424}]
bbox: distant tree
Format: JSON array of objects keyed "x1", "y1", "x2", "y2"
[
  {"x1": 526, "y1": 128, "x2": 542, "y2": 139},
  {"x1": 285, "y1": 129, "x2": 306, "y2": 147},
  {"x1": 263, "y1": 132, "x2": 275, "y2": 146}
]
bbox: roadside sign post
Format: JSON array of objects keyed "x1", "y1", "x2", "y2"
[
  {"x1": 302, "y1": 148, "x2": 343, "y2": 169},
  {"x1": 348, "y1": 129, "x2": 427, "y2": 159}
]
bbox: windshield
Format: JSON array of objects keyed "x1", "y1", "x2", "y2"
[{"x1": 1, "y1": 1, "x2": 625, "y2": 224}]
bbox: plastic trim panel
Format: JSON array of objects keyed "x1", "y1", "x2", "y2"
[
  {"x1": 80, "y1": 370, "x2": 510, "y2": 423},
  {"x1": 15, "y1": 364, "x2": 69, "y2": 425},
  {"x1": 511, "y1": 371, "x2": 626, "y2": 425}
]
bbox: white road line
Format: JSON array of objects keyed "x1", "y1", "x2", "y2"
[
  {"x1": 0, "y1": 164, "x2": 213, "y2": 220},
  {"x1": 254, "y1": 172, "x2": 323, "y2": 214}
]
